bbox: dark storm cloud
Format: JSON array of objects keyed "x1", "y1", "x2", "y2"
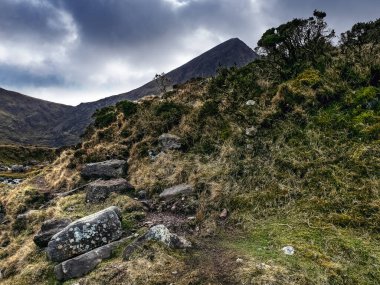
[
  {"x1": 0, "y1": 0, "x2": 73, "y2": 42},
  {"x1": 0, "y1": 0, "x2": 379, "y2": 105}
]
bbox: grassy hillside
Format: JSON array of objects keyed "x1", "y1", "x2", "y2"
[
  {"x1": 0, "y1": 145, "x2": 57, "y2": 165},
  {"x1": 0, "y1": 12, "x2": 379, "y2": 285}
]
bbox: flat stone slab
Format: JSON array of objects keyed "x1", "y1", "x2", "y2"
[
  {"x1": 81, "y1": 160, "x2": 126, "y2": 179},
  {"x1": 47, "y1": 206, "x2": 122, "y2": 262},
  {"x1": 159, "y1": 184, "x2": 193, "y2": 200},
  {"x1": 34, "y1": 218, "x2": 72, "y2": 248},
  {"x1": 54, "y1": 238, "x2": 126, "y2": 281},
  {"x1": 86, "y1": 178, "x2": 134, "y2": 203}
]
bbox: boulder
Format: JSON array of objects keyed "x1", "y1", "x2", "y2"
[
  {"x1": 0, "y1": 165, "x2": 9, "y2": 172},
  {"x1": 33, "y1": 218, "x2": 72, "y2": 248},
  {"x1": 81, "y1": 160, "x2": 126, "y2": 179},
  {"x1": 54, "y1": 238, "x2": 125, "y2": 281},
  {"x1": 145, "y1": 224, "x2": 191, "y2": 248},
  {"x1": 85, "y1": 178, "x2": 134, "y2": 203},
  {"x1": 159, "y1": 184, "x2": 193, "y2": 200},
  {"x1": 47, "y1": 206, "x2": 123, "y2": 262},
  {"x1": 11, "y1": 165, "x2": 26, "y2": 173},
  {"x1": 158, "y1": 133, "x2": 182, "y2": 151}
]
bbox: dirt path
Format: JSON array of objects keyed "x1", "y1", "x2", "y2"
[{"x1": 141, "y1": 208, "x2": 242, "y2": 284}]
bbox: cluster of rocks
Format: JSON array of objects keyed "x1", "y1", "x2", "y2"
[
  {"x1": 34, "y1": 206, "x2": 124, "y2": 281},
  {"x1": 33, "y1": 157, "x2": 195, "y2": 281},
  {"x1": 0, "y1": 177, "x2": 23, "y2": 185},
  {"x1": 81, "y1": 159, "x2": 134, "y2": 204},
  {"x1": 0, "y1": 164, "x2": 33, "y2": 173}
]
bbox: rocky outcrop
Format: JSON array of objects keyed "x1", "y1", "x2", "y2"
[
  {"x1": 146, "y1": 224, "x2": 191, "y2": 248},
  {"x1": 47, "y1": 206, "x2": 123, "y2": 262},
  {"x1": 158, "y1": 134, "x2": 182, "y2": 151},
  {"x1": 54, "y1": 238, "x2": 126, "y2": 281},
  {"x1": 33, "y1": 218, "x2": 71, "y2": 248},
  {"x1": 85, "y1": 178, "x2": 134, "y2": 203},
  {"x1": 159, "y1": 184, "x2": 194, "y2": 200},
  {"x1": 81, "y1": 160, "x2": 126, "y2": 179}
]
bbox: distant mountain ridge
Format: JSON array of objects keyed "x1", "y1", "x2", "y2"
[{"x1": 0, "y1": 38, "x2": 258, "y2": 147}]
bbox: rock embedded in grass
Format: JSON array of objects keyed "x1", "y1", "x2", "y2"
[
  {"x1": 85, "y1": 178, "x2": 134, "y2": 203},
  {"x1": 159, "y1": 184, "x2": 194, "y2": 200},
  {"x1": 81, "y1": 160, "x2": 126, "y2": 179},
  {"x1": 47, "y1": 206, "x2": 123, "y2": 262},
  {"x1": 33, "y1": 218, "x2": 72, "y2": 248},
  {"x1": 54, "y1": 238, "x2": 127, "y2": 281},
  {"x1": 158, "y1": 133, "x2": 182, "y2": 151},
  {"x1": 145, "y1": 224, "x2": 191, "y2": 248}
]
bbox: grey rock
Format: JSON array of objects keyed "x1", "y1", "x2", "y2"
[
  {"x1": 159, "y1": 184, "x2": 193, "y2": 200},
  {"x1": 81, "y1": 160, "x2": 126, "y2": 179},
  {"x1": 245, "y1": 100, "x2": 256, "y2": 106},
  {"x1": 146, "y1": 224, "x2": 191, "y2": 248},
  {"x1": 137, "y1": 190, "x2": 147, "y2": 200},
  {"x1": 158, "y1": 133, "x2": 182, "y2": 151},
  {"x1": 33, "y1": 218, "x2": 72, "y2": 248},
  {"x1": 0, "y1": 165, "x2": 9, "y2": 172},
  {"x1": 54, "y1": 238, "x2": 126, "y2": 281},
  {"x1": 245, "y1": 126, "x2": 257, "y2": 136},
  {"x1": 11, "y1": 165, "x2": 26, "y2": 173},
  {"x1": 85, "y1": 178, "x2": 134, "y2": 203},
  {"x1": 47, "y1": 206, "x2": 123, "y2": 262}
]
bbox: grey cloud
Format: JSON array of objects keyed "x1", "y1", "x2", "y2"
[
  {"x1": 0, "y1": 0, "x2": 72, "y2": 43},
  {"x1": 0, "y1": 0, "x2": 379, "y2": 105}
]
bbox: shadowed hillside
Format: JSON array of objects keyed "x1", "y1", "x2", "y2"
[{"x1": 0, "y1": 88, "x2": 76, "y2": 146}]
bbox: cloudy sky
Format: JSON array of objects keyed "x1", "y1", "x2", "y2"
[{"x1": 0, "y1": 0, "x2": 379, "y2": 106}]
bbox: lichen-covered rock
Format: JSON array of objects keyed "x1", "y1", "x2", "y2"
[
  {"x1": 85, "y1": 178, "x2": 134, "y2": 203},
  {"x1": 158, "y1": 133, "x2": 182, "y2": 151},
  {"x1": 81, "y1": 160, "x2": 126, "y2": 179},
  {"x1": 159, "y1": 184, "x2": 193, "y2": 200},
  {"x1": 145, "y1": 224, "x2": 191, "y2": 248},
  {"x1": 47, "y1": 206, "x2": 123, "y2": 262},
  {"x1": 54, "y1": 238, "x2": 126, "y2": 281},
  {"x1": 33, "y1": 218, "x2": 72, "y2": 248}
]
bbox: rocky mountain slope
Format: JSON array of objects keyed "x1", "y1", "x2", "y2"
[
  {"x1": 0, "y1": 13, "x2": 378, "y2": 285},
  {"x1": 0, "y1": 38, "x2": 258, "y2": 147}
]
